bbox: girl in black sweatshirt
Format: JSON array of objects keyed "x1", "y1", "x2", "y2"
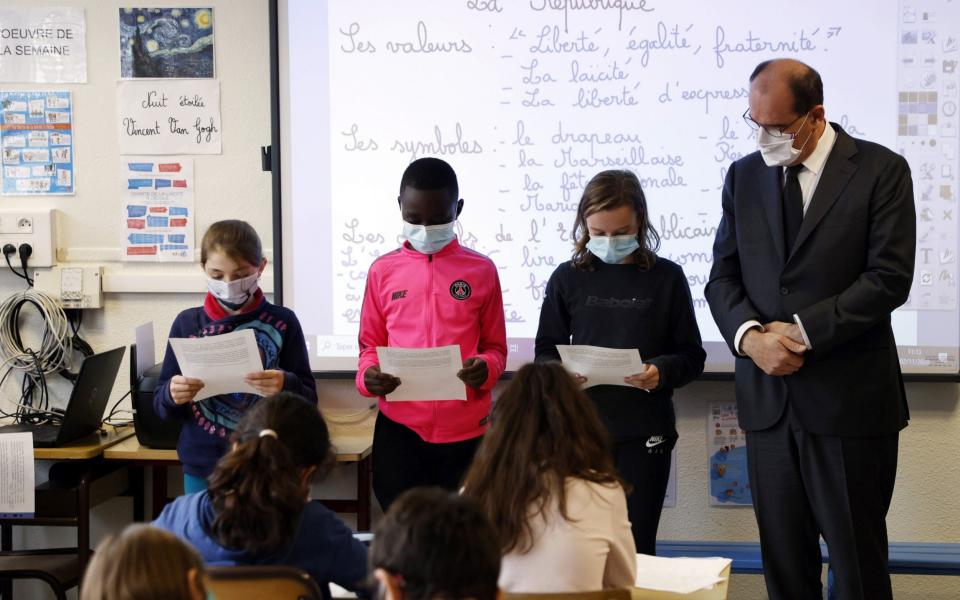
[{"x1": 535, "y1": 169, "x2": 706, "y2": 554}]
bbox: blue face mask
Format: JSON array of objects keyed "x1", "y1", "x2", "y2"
[
  {"x1": 402, "y1": 220, "x2": 456, "y2": 254},
  {"x1": 587, "y1": 234, "x2": 640, "y2": 264}
]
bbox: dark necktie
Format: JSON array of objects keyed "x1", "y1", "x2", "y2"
[{"x1": 783, "y1": 164, "x2": 804, "y2": 254}]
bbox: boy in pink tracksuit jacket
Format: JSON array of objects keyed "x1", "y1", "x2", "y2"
[{"x1": 356, "y1": 157, "x2": 507, "y2": 511}]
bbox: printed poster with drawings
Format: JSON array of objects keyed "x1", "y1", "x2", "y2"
[
  {"x1": 0, "y1": 91, "x2": 74, "y2": 195},
  {"x1": 121, "y1": 157, "x2": 194, "y2": 261},
  {"x1": 708, "y1": 402, "x2": 752, "y2": 506}
]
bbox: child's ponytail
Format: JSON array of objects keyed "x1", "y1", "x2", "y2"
[{"x1": 206, "y1": 392, "x2": 332, "y2": 555}]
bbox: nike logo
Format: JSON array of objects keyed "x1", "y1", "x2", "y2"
[{"x1": 646, "y1": 436, "x2": 666, "y2": 448}]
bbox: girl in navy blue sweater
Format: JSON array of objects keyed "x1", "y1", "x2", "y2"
[
  {"x1": 154, "y1": 220, "x2": 316, "y2": 492},
  {"x1": 154, "y1": 393, "x2": 368, "y2": 599},
  {"x1": 536, "y1": 170, "x2": 706, "y2": 555}
]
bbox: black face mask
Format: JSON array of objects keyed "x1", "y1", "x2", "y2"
[{"x1": 217, "y1": 294, "x2": 250, "y2": 311}]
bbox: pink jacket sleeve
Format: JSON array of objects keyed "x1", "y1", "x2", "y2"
[
  {"x1": 473, "y1": 267, "x2": 507, "y2": 391},
  {"x1": 356, "y1": 267, "x2": 385, "y2": 398}
]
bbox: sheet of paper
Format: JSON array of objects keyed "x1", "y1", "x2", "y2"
[
  {"x1": 556, "y1": 345, "x2": 644, "y2": 388},
  {"x1": 134, "y1": 321, "x2": 155, "y2": 378},
  {"x1": 169, "y1": 329, "x2": 263, "y2": 400},
  {"x1": 635, "y1": 554, "x2": 730, "y2": 594},
  {"x1": 0, "y1": 432, "x2": 35, "y2": 518},
  {"x1": 117, "y1": 79, "x2": 222, "y2": 154},
  {"x1": 376, "y1": 345, "x2": 466, "y2": 401},
  {"x1": 0, "y1": 7, "x2": 88, "y2": 83}
]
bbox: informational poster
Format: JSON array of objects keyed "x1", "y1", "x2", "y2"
[
  {"x1": 0, "y1": 7, "x2": 87, "y2": 83},
  {"x1": 121, "y1": 156, "x2": 194, "y2": 261},
  {"x1": 0, "y1": 91, "x2": 74, "y2": 195},
  {"x1": 117, "y1": 79, "x2": 221, "y2": 154},
  {"x1": 118, "y1": 8, "x2": 214, "y2": 78},
  {"x1": 708, "y1": 403, "x2": 752, "y2": 506}
]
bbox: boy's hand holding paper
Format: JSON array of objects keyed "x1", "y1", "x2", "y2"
[{"x1": 376, "y1": 345, "x2": 467, "y2": 401}]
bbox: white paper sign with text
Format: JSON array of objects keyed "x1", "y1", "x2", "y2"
[
  {"x1": 117, "y1": 79, "x2": 221, "y2": 155},
  {"x1": 0, "y1": 7, "x2": 87, "y2": 83}
]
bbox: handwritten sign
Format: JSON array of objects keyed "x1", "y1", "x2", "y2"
[
  {"x1": 316, "y1": 1, "x2": 879, "y2": 346},
  {"x1": 116, "y1": 80, "x2": 221, "y2": 155},
  {"x1": 0, "y1": 7, "x2": 87, "y2": 83}
]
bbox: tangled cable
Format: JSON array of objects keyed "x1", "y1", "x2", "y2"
[{"x1": 0, "y1": 289, "x2": 74, "y2": 423}]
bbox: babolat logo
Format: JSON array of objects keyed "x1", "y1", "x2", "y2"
[
  {"x1": 391, "y1": 290, "x2": 408, "y2": 301},
  {"x1": 450, "y1": 280, "x2": 471, "y2": 300},
  {"x1": 585, "y1": 295, "x2": 653, "y2": 309}
]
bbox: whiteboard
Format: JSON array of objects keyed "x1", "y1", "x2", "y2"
[{"x1": 277, "y1": 0, "x2": 960, "y2": 374}]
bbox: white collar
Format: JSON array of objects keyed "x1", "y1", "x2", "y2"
[{"x1": 794, "y1": 120, "x2": 837, "y2": 176}]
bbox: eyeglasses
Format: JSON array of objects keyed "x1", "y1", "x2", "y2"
[{"x1": 742, "y1": 109, "x2": 808, "y2": 139}]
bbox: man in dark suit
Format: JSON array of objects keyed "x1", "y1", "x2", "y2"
[{"x1": 705, "y1": 58, "x2": 915, "y2": 600}]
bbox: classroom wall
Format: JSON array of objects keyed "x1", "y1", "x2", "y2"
[
  {"x1": 0, "y1": 0, "x2": 271, "y2": 598},
  {"x1": 2, "y1": 1, "x2": 959, "y2": 599}
]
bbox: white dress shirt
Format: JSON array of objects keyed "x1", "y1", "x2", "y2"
[{"x1": 734, "y1": 122, "x2": 838, "y2": 354}]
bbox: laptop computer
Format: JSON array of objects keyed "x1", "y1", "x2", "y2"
[{"x1": 0, "y1": 346, "x2": 125, "y2": 447}]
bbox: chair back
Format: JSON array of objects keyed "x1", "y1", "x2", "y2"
[
  {"x1": 504, "y1": 590, "x2": 632, "y2": 600},
  {"x1": 206, "y1": 565, "x2": 324, "y2": 600}
]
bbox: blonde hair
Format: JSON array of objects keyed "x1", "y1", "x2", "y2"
[{"x1": 81, "y1": 524, "x2": 205, "y2": 600}]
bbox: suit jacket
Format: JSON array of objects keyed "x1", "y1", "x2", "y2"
[{"x1": 705, "y1": 124, "x2": 915, "y2": 436}]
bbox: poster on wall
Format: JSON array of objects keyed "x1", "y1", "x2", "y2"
[
  {"x1": 0, "y1": 91, "x2": 74, "y2": 195},
  {"x1": 708, "y1": 402, "x2": 752, "y2": 506},
  {"x1": 0, "y1": 7, "x2": 87, "y2": 83},
  {"x1": 121, "y1": 156, "x2": 194, "y2": 261},
  {"x1": 118, "y1": 8, "x2": 214, "y2": 78},
  {"x1": 116, "y1": 79, "x2": 221, "y2": 154}
]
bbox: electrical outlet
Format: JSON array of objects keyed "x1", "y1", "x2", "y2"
[
  {"x1": 0, "y1": 209, "x2": 55, "y2": 267},
  {"x1": 33, "y1": 266, "x2": 103, "y2": 309}
]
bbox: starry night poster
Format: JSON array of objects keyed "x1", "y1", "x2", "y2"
[{"x1": 119, "y1": 8, "x2": 214, "y2": 78}]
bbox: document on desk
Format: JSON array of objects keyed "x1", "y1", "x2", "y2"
[
  {"x1": 0, "y1": 432, "x2": 35, "y2": 518},
  {"x1": 376, "y1": 345, "x2": 466, "y2": 401},
  {"x1": 169, "y1": 329, "x2": 263, "y2": 400},
  {"x1": 556, "y1": 345, "x2": 644, "y2": 388},
  {"x1": 635, "y1": 554, "x2": 730, "y2": 593}
]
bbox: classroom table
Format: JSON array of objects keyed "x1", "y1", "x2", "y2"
[
  {"x1": 32, "y1": 425, "x2": 135, "y2": 460},
  {"x1": 334, "y1": 563, "x2": 733, "y2": 600},
  {"x1": 1, "y1": 426, "x2": 138, "y2": 597},
  {"x1": 632, "y1": 563, "x2": 731, "y2": 599},
  {"x1": 103, "y1": 434, "x2": 374, "y2": 529}
]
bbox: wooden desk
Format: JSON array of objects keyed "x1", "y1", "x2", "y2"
[
  {"x1": 1, "y1": 429, "x2": 138, "y2": 598},
  {"x1": 104, "y1": 435, "x2": 374, "y2": 530},
  {"x1": 33, "y1": 426, "x2": 135, "y2": 460}
]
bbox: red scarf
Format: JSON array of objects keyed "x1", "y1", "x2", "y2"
[{"x1": 203, "y1": 288, "x2": 265, "y2": 321}]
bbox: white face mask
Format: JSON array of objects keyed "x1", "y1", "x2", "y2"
[
  {"x1": 586, "y1": 234, "x2": 640, "y2": 264},
  {"x1": 757, "y1": 113, "x2": 813, "y2": 167},
  {"x1": 207, "y1": 272, "x2": 260, "y2": 307},
  {"x1": 402, "y1": 220, "x2": 456, "y2": 254}
]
